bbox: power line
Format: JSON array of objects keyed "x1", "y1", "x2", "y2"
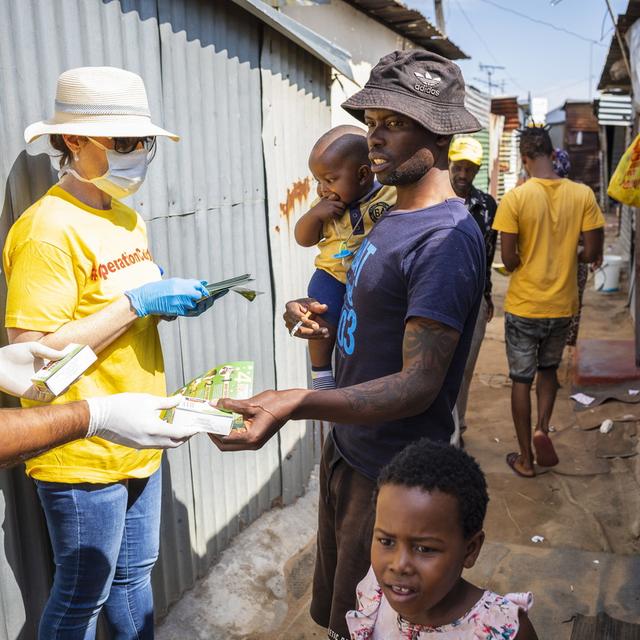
[
  {"x1": 473, "y1": 76, "x2": 506, "y2": 94},
  {"x1": 476, "y1": 0, "x2": 607, "y2": 46},
  {"x1": 451, "y1": 0, "x2": 526, "y2": 92},
  {"x1": 538, "y1": 75, "x2": 593, "y2": 96},
  {"x1": 452, "y1": 0, "x2": 500, "y2": 65},
  {"x1": 479, "y1": 63, "x2": 506, "y2": 95},
  {"x1": 600, "y1": 7, "x2": 610, "y2": 40}
]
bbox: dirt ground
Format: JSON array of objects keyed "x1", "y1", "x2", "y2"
[{"x1": 158, "y1": 219, "x2": 640, "y2": 639}]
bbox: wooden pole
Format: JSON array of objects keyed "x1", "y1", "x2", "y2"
[
  {"x1": 434, "y1": 0, "x2": 446, "y2": 35},
  {"x1": 605, "y1": 0, "x2": 632, "y2": 81},
  {"x1": 599, "y1": 125, "x2": 608, "y2": 213}
]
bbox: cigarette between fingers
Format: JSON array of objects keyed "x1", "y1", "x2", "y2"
[{"x1": 290, "y1": 311, "x2": 313, "y2": 337}]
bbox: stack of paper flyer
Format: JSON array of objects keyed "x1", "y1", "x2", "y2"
[{"x1": 163, "y1": 361, "x2": 254, "y2": 436}]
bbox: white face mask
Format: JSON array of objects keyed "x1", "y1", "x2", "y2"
[{"x1": 60, "y1": 137, "x2": 149, "y2": 200}]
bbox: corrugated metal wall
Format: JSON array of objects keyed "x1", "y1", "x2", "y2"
[
  {"x1": 597, "y1": 94, "x2": 632, "y2": 127},
  {"x1": 497, "y1": 130, "x2": 520, "y2": 200},
  {"x1": 0, "y1": 0, "x2": 327, "y2": 636},
  {"x1": 260, "y1": 29, "x2": 331, "y2": 504},
  {"x1": 463, "y1": 87, "x2": 491, "y2": 193},
  {"x1": 469, "y1": 129, "x2": 490, "y2": 192},
  {"x1": 564, "y1": 103, "x2": 601, "y2": 201}
]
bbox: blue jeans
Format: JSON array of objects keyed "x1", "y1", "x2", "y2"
[{"x1": 35, "y1": 468, "x2": 162, "y2": 639}]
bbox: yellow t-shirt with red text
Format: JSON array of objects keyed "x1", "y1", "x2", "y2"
[{"x1": 3, "y1": 185, "x2": 166, "y2": 483}]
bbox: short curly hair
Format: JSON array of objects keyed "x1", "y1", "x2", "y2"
[
  {"x1": 518, "y1": 125, "x2": 553, "y2": 159},
  {"x1": 376, "y1": 439, "x2": 489, "y2": 539}
]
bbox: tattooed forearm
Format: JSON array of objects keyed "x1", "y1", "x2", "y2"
[
  {"x1": 295, "y1": 318, "x2": 460, "y2": 424},
  {"x1": 338, "y1": 370, "x2": 422, "y2": 417},
  {"x1": 338, "y1": 318, "x2": 459, "y2": 419},
  {"x1": 0, "y1": 402, "x2": 89, "y2": 468}
]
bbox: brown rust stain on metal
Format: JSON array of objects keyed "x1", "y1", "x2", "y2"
[{"x1": 279, "y1": 177, "x2": 311, "y2": 221}]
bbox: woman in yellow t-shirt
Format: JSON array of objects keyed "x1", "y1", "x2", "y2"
[{"x1": 3, "y1": 67, "x2": 218, "y2": 638}]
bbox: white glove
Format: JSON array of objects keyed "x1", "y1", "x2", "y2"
[
  {"x1": 86, "y1": 393, "x2": 199, "y2": 449},
  {"x1": 0, "y1": 342, "x2": 66, "y2": 398}
]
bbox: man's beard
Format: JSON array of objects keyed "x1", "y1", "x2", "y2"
[
  {"x1": 379, "y1": 155, "x2": 432, "y2": 186},
  {"x1": 452, "y1": 180, "x2": 470, "y2": 197}
]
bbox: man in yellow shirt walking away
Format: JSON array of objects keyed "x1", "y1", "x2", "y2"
[{"x1": 493, "y1": 126, "x2": 604, "y2": 478}]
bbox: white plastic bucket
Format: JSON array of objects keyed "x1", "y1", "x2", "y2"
[{"x1": 594, "y1": 254, "x2": 623, "y2": 292}]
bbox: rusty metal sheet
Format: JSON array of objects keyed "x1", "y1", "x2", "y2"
[
  {"x1": 261, "y1": 26, "x2": 330, "y2": 504},
  {"x1": 0, "y1": 0, "x2": 329, "y2": 634}
]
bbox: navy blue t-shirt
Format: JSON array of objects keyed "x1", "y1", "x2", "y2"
[{"x1": 332, "y1": 198, "x2": 485, "y2": 480}]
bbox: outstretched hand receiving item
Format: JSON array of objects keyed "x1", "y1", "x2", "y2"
[{"x1": 208, "y1": 389, "x2": 305, "y2": 451}]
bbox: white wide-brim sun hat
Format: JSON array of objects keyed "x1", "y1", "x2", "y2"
[{"x1": 25, "y1": 66, "x2": 179, "y2": 144}]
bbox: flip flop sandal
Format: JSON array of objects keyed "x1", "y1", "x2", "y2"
[
  {"x1": 533, "y1": 431, "x2": 559, "y2": 467},
  {"x1": 506, "y1": 452, "x2": 535, "y2": 478}
]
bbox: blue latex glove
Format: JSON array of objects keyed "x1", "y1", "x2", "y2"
[
  {"x1": 185, "y1": 288, "x2": 229, "y2": 317},
  {"x1": 125, "y1": 278, "x2": 210, "y2": 317}
]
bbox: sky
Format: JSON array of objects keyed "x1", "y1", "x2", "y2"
[{"x1": 404, "y1": 0, "x2": 629, "y2": 112}]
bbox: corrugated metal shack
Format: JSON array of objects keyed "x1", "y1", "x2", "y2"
[
  {"x1": 0, "y1": 0, "x2": 349, "y2": 636},
  {"x1": 340, "y1": 0, "x2": 467, "y2": 60},
  {"x1": 490, "y1": 96, "x2": 522, "y2": 200},
  {"x1": 596, "y1": 94, "x2": 633, "y2": 257},
  {"x1": 463, "y1": 85, "x2": 492, "y2": 193},
  {"x1": 279, "y1": 0, "x2": 467, "y2": 133},
  {"x1": 597, "y1": 0, "x2": 640, "y2": 331},
  {"x1": 563, "y1": 101, "x2": 601, "y2": 201}
]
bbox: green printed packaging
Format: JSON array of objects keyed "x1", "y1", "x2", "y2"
[{"x1": 162, "y1": 361, "x2": 254, "y2": 436}]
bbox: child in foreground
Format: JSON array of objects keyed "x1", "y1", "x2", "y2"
[
  {"x1": 294, "y1": 125, "x2": 395, "y2": 390},
  {"x1": 346, "y1": 439, "x2": 538, "y2": 639}
]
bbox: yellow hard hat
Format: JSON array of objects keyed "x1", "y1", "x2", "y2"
[{"x1": 449, "y1": 136, "x2": 483, "y2": 166}]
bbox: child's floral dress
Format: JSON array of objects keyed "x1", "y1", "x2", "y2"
[{"x1": 346, "y1": 567, "x2": 533, "y2": 640}]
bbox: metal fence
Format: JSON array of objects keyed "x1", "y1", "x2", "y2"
[{"x1": 0, "y1": 0, "x2": 329, "y2": 636}]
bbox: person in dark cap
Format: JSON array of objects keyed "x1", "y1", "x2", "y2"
[{"x1": 210, "y1": 50, "x2": 486, "y2": 640}]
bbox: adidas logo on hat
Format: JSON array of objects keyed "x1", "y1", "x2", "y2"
[
  {"x1": 341, "y1": 50, "x2": 481, "y2": 136},
  {"x1": 413, "y1": 70, "x2": 441, "y2": 96}
]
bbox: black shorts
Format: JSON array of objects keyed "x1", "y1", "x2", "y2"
[{"x1": 310, "y1": 434, "x2": 376, "y2": 640}]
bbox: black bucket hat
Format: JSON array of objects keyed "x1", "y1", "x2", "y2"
[{"x1": 342, "y1": 50, "x2": 481, "y2": 136}]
